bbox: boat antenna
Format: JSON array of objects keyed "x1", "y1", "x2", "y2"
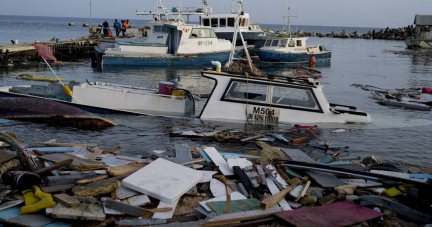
[
  {"x1": 287, "y1": 7, "x2": 297, "y2": 37},
  {"x1": 231, "y1": 0, "x2": 235, "y2": 14},
  {"x1": 227, "y1": 0, "x2": 253, "y2": 71}
]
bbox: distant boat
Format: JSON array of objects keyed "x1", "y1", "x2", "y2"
[
  {"x1": 0, "y1": 81, "x2": 195, "y2": 117},
  {"x1": 0, "y1": 97, "x2": 116, "y2": 128},
  {"x1": 199, "y1": 62, "x2": 371, "y2": 124}
]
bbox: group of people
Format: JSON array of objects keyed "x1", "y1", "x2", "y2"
[{"x1": 102, "y1": 19, "x2": 129, "y2": 37}]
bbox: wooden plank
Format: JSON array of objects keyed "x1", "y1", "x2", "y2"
[
  {"x1": 203, "y1": 207, "x2": 283, "y2": 226},
  {"x1": 199, "y1": 192, "x2": 247, "y2": 212},
  {"x1": 262, "y1": 160, "x2": 288, "y2": 189},
  {"x1": 53, "y1": 194, "x2": 81, "y2": 207},
  {"x1": 207, "y1": 199, "x2": 261, "y2": 215},
  {"x1": 102, "y1": 146, "x2": 121, "y2": 154},
  {"x1": 107, "y1": 163, "x2": 145, "y2": 176},
  {"x1": 121, "y1": 194, "x2": 150, "y2": 206},
  {"x1": 266, "y1": 177, "x2": 291, "y2": 211},
  {"x1": 34, "y1": 142, "x2": 90, "y2": 147},
  {"x1": 35, "y1": 158, "x2": 73, "y2": 175},
  {"x1": 296, "y1": 180, "x2": 311, "y2": 202},
  {"x1": 38, "y1": 153, "x2": 105, "y2": 169},
  {"x1": 274, "y1": 201, "x2": 385, "y2": 227},
  {"x1": 41, "y1": 184, "x2": 75, "y2": 193},
  {"x1": 76, "y1": 175, "x2": 108, "y2": 184},
  {"x1": 261, "y1": 183, "x2": 297, "y2": 210},
  {"x1": 105, "y1": 199, "x2": 170, "y2": 216},
  {"x1": 52, "y1": 203, "x2": 105, "y2": 221},
  {"x1": 47, "y1": 171, "x2": 97, "y2": 186},
  {"x1": 116, "y1": 155, "x2": 149, "y2": 164},
  {"x1": 227, "y1": 158, "x2": 253, "y2": 171},
  {"x1": 204, "y1": 147, "x2": 234, "y2": 176},
  {"x1": 288, "y1": 185, "x2": 304, "y2": 200},
  {"x1": 0, "y1": 200, "x2": 24, "y2": 211},
  {"x1": 180, "y1": 158, "x2": 206, "y2": 166},
  {"x1": 87, "y1": 147, "x2": 104, "y2": 160},
  {"x1": 152, "y1": 200, "x2": 178, "y2": 219},
  {"x1": 122, "y1": 158, "x2": 204, "y2": 203}
]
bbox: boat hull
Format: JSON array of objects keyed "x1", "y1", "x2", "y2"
[
  {"x1": 101, "y1": 51, "x2": 239, "y2": 66},
  {"x1": 257, "y1": 50, "x2": 332, "y2": 63},
  {"x1": 0, "y1": 97, "x2": 116, "y2": 128}
]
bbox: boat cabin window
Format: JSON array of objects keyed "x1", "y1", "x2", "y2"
[
  {"x1": 190, "y1": 28, "x2": 217, "y2": 38},
  {"x1": 265, "y1": 40, "x2": 272, "y2": 46},
  {"x1": 154, "y1": 26, "x2": 170, "y2": 33},
  {"x1": 220, "y1": 18, "x2": 227, "y2": 27},
  {"x1": 271, "y1": 40, "x2": 279, "y2": 47},
  {"x1": 224, "y1": 81, "x2": 268, "y2": 103},
  {"x1": 203, "y1": 18, "x2": 210, "y2": 26},
  {"x1": 228, "y1": 18, "x2": 235, "y2": 27},
  {"x1": 288, "y1": 39, "x2": 295, "y2": 47},
  {"x1": 297, "y1": 40, "x2": 302, "y2": 47},
  {"x1": 271, "y1": 86, "x2": 318, "y2": 109},
  {"x1": 211, "y1": 18, "x2": 218, "y2": 27},
  {"x1": 279, "y1": 40, "x2": 287, "y2": 47}
]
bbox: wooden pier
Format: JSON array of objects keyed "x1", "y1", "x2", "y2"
[{"x1": 0, "y1": 38, "x2": 98, "y2": 66}]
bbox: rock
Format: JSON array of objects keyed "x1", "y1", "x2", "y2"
[
  {"x1": 334, "y1": 184, "x2": 357, "y2": 195},
  {"x1": 361, "y1": 155, "x2": 381, "y2": 167},
  {"x1": 68, "y1": 23, "x2": 75, "y2": 26},
  {"x1": 83, "y1": 24, "x2": 89, "y2": 27},
  {"x1": 298, "y1": 193, "x2": 317, "y2": 206}
]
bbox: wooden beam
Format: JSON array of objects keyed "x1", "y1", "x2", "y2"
[
  {"x1": 76, "y1": 175, "x2": 108, "y2": 184},
  {"x1": 34, "y1": 142, "x2": 90, "y2": 147},
  {"x1": 102, "y1": 146, "x2": 121, "y2": 154},
  {"x1": 53, "y1": 194, "x2": 81, "y2": 207},
  {"x1": 260, "y1": 183, "x2": 298, "y2": 210},
  {"x1": 35, "y1": 158, "x2": 73, "y2": 175},
  {"x1": 87, "y1": 147, "x2": 103, "y2": 160},
  {"x1": 180, "y1": 159, "x2": 206, "y2": 166}
]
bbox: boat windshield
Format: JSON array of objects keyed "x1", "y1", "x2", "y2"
[
  {"x1": 224, "y1": 81, "x2": 268, "y2": 103},
  {"x1": 271, "y1": 86, "x2": 319, "y2": 110},
  {"x1": 265, "y1": 40, "x2": 272, "y2": 46},
  {"x1": 190, "y1": 28, "x2": 217, "y2": 38}
]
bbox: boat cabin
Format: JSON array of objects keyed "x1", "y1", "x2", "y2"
[
  {"x1": 262, "y1": 37, "x2": 313, "y2": 53},
  {"x1": 200, "y1": 66, "x2": 371, "y2": 124},
  {"x1": 201, "y1": 13, "x2": 250, "y2": 29}
]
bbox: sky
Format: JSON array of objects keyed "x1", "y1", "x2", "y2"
[{"x1": 0, "y1": 0, "x2": 430, "y2": 28}]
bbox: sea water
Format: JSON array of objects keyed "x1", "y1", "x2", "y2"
[{"x1": 1, "y1": 15, "x2": 431, "y2": 167}]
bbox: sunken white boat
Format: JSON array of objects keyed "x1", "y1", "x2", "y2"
[
  {"x1": 0, "y1": 81, "x2": 195, "y2": 117},
  {"x1": 200, "y1": 62, "x2": 371, "y2": 124}
]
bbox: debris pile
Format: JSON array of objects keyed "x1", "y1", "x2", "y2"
[{"x1": 0, "y1": 127, "x2": 431, "y2": 227}]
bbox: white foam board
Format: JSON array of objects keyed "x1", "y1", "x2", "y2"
[
  {"x1": 204, "y1": 147, "x2": 234, "y2": 176},
  {"x1": 210, "y1": 178, "x2": 227, "y2": 197},
  {"x1": 266, "y1": 177, "x2": 292, "y2": 211},
  {"x1": 227, "y1": 158, "x2": 253, "y2": 171},
  {"x1": 121, "y1": 194, "x2": 150, "y2": 206},
  {"x1": 122, "y1": 158, "x2": 204, "y2": 203},
  {"x1": 197, "y1": 170, "x2": 218, "y2": 183}
]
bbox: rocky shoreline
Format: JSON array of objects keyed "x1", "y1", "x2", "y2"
[{"x1": 292, "y1": 25, "x2": 415, "y2": 40}]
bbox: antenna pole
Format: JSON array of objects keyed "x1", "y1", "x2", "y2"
[{"x1": 89, "y1": 1, "x2": 92, "y2": 32}]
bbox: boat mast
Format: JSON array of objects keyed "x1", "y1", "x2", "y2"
[
  {"x1": 231, "y1": 0, "x2": 235, "y2": 13},
  {"x1": 287, "y1": 7, "x2": 297, "y2": 37}
]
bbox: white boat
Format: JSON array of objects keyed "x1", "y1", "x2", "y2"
[
  {"x1": 199, "y1": 62, "x2": 371, "y2": 124},
  {"x1": 0, "y1": 81, "x2": 195, "y2": 117},
  {"x1": 95, "y1": 20, "x2": 236, "y2": 66}
]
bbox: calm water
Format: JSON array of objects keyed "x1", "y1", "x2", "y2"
[{"x1": 1, "y1": 15, "x2": 431, "y2": 167}]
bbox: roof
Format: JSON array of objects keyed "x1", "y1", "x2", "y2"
[{"x1": 414, "y1": 14, "x2": 432, "y2": 25}]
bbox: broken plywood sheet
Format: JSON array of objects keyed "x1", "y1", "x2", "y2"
[
  {"x1": 7, "y1": 213, "x2": 54, "y2": 227},
  {"x1": 52, "y1": 203, "x2": 105, "y2": 221},
  {"x1": 306, "y1": 171, "x2": 345, "y2": 188},
  {"x1": 204, "y1": 147, "x2": 234, "y2": 176},
  {"x1": 101, "y1": 197, "x2": 124, "y2": 215},
  {"x1": 210, "y1": 178, "x2": 227, "y2": 197},
  {"x1": 121, "y1": 194, "x2": 150, "y2": 206},
  {"x1": 207, "y1": 199, "x2": 261, "y2": 215},
  {"x1": 122, "y1": 158, "x2": 204, "y2": 203},
  {"x1": 115, "y1": 185, "x2": 141, "y2": 199},
  {"x1": 0, "y1": 200, "x2": 24, "y2": 211},
  {"x1": 152, "y1": 200, "x2": 179, "y2": 219},
  {"x1": 275, "y1": 201, "x2": 384, "y2": 227},
  {"x1": 280, "y1": 148, "x2": 317, "y2": 163},
  {"x1": 199, "y1": 191, "x2": 247, "y2": 212}
]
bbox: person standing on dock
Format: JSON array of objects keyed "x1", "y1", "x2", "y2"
[
  {"x1": 113, "y1": 19, "x2": 121, "y2": 37},
  {"x1": 102, "y1": 20, "x2": 109, "y2": 37},
  {"x1": 122, "y1": 19, "x2": 129, "y2": 36}
]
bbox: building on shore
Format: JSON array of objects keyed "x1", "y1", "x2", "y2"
[{"x1": 406, "y1": 14, "x2": 432, "y2": 49}]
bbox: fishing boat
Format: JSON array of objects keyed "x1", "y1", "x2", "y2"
[
  {"x1": 199, "y1": 61, "x2": 371, "y2": 124},
  {"x1": 257, "y1": 7, "x2": 331, "y2": 65},
  {"x1": 95, "y1": 20, "x2": 240, "y2": 66},
  {"x1": 0, "y1": 81, "x2": 195, "y2": 117},
  {"x1": 0, "y1": 97, "x2": 116, "y2": 128}
]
